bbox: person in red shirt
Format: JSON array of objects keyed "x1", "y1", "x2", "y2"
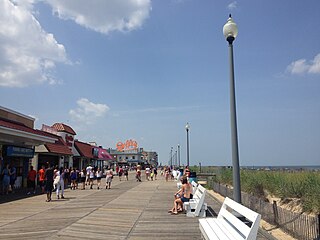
[
  {"x1": 38, "y1": 165, "x2": 46, "y2": 194},
  {"x1": 27, "y1": 165, "x2": 37, "y2": 194}
]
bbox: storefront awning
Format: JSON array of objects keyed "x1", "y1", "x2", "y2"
[
  {"x1": 98, "y1": 148, "x2": 113, "y2": 160},
  {"x1": 0, "y1": 119, "x2": 56, "y2": 147}
]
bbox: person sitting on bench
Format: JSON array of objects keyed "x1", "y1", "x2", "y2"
[{"x1": 168, "y1": 176, "x2": 192, "y2": 214}]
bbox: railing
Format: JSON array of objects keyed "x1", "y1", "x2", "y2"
[{"x1": 207, "y1": 179, "x2": 320, "y2": 240}]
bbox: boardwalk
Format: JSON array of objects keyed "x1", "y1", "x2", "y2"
[{"x1": 0, "y1": 173, "x2": 274, "y2": 239}]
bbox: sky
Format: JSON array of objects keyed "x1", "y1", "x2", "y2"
[{"x1": 0, "y1": 0, "x2": 320, "y2": 167}]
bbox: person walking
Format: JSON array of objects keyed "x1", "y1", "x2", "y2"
[
  {"x1": 96, "y1": 168, "x2": 102, "y2": 190},
  {"x1": 70, "y1": 168, "x2": 77, "y2": 190},
  {"x1": 44, "y1": 164, "x2": 54, "y2": 202},
  {"x1": 80, "y1": 168, "x2": 86, "y2": 190},
  {"x1": 55, "y1": 167, "x2": 65, "y2": 199},
  {"x1": 145, "y1": 166, "x2": 150, "y2": 181},
  {"x1": 105, "y1": 167, "x2": 113, "y2": 189},
  {"x1": 123, "y1": 167, "x2": 129, "y2": 181},
  {"x1": 1, "y1": 164, "x2": 10, "y2": 195},
  {"x1": 118, "y1": 167, "x2": 123, "y2": 181},
  {"x1": 9, "y1": 164, "x2": 16, "y2": 193},
  {"x1": 27, "y1": 166, "x2": 37, "y2": 195},
  {"x1": 38, "y1": 165, "x2": 46, "y2": 194},
  {"x1": 153, "y1": 167, "x2": 158, "y2": 180},
  {"x1": 89, "y1": 167, "x2": 95, "y2": 189},
  {"x1": 136, "y1": 165, "x2": 142, "y2": 182}
]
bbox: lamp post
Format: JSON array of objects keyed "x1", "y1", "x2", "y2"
[
  {"x1": 177, "y1": 144, "x2": 181, "y2": 167},
  {"x1": 185, "y1": 122, "x2": 190, "y2": 167},
  {"x1": 175, "y1": 150, "x2": 177, "y2": 167},
  {"x1": 170, "y1": 147, "x2": 173, "y2": 167},
  {"x1": 223, "y1": 14, "x2": 241, "y2": 203}
]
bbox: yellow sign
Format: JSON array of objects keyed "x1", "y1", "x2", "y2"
[{"x1": 116, "y1": 139, "x2": 138, "y2": 152}]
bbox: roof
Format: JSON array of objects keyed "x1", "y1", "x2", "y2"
[
  {"x1": 52, "y1": 123, "x2": 76, "y2": 135},
  {"x1": 0, "y1": 118, "x2": 55, "y2": 142},
  {"x1": 97, "y1": 147, "x2": 113, "y2": 160},
  {"x1": 34, "y1": 130, "x2": 72, "y2": 155},
  {"x1": 74, "y1": 140, "x2": 93, "y2": 159},
  {"x1": 45, "y1": 141, "x2": 73, "y2": 155}
]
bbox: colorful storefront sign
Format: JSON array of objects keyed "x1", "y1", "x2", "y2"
[{"x1": 116, "y1": 139, "x2": 138, "y2": 152}]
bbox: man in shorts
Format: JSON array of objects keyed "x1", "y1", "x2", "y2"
[{"x1": 45, "y1": 164, "x2": 54, "y2": 202}]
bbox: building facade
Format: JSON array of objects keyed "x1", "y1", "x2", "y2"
[{"x1": 0, "y1": 106, "x2": 55, "y2": 188}]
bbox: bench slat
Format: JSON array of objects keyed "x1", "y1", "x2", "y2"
[
  {"x1": 223, "y1": 197, "x2": 260, "y2": 223},
  {"x1": 199, "y1": 197, "x2": 261, "y2": 240},
  {"x1": 185, "y1": 184, "x2": 206, "y2": 217},
  {"x1": 200, "y1": 218, "x2": 243, "y2": 240},
  {"x1": 218, "y1": 208, "x2": 251, "y2": 237}
]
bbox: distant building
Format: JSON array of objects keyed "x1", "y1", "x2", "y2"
[{"x1": 109, "y1": 147, "x2": 158, "y2": 167}]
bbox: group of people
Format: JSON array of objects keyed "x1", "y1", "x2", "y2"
[
  {"x1": 116, "y1": 166, "x2": 129, "y2": 181},
  {"x1": 39, "y1": 165, "x2": 117, "y2": 202},
  {"x1": 134, "y1": 165, "x2": 158, "y2": 182},
  {"x1": 2, "y1": 163, "x2": 163, "y2": 202},
  {"x1": 161, "y1": 165, "x2": 190, "y2": 182}
]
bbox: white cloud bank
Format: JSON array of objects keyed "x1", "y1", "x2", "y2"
[
  {"x1": 0, "y1": 0, "x2": 68, "y2": 87},
  {"x1": 69, "y1": 98, "x2": 110, "y2": 125},
  {"x1": 45, "y1": 0, "x2": 151, "y2": 34},
  {"x1": 0, "y1": 0, "x2": 151, "y2": 88},
  {"x1": 286, "y1": 53, "x2": 320, "y2": 75}
]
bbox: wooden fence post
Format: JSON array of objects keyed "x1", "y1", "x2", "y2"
[
  {"x1": 273, "y1": 200, "x2": 279, "y2": 226},
  {"x1": 317, "y1": 214, "x2": 320, "y2": 239}
]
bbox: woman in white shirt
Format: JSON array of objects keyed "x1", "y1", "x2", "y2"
[
  {"x1": 105, "y1": 167, "x2": 113, "y2": 189},
  {"x1": 96, "y1": 168, "x2": 102, "y2": 190}
]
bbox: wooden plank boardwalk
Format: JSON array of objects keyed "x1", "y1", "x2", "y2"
[{"x1": 0, "y1": 172, "x2": 274, "y2": 239}]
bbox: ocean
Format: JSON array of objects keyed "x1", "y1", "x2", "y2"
[{"x1": 242, "y1": 165, "x2": 320, "y2": 171}]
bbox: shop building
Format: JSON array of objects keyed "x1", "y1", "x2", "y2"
[
  {"x1": 73, "y1": 141, "x2": 112, "y2": 170},
  {"x1": 0, "y1": 106, "x2": 55, "y2": 188},
  {"x1": 34, "y1": 131, "x2": 73, "y2": 170}
]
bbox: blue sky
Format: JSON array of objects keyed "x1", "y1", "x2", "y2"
[{"x1": 1, "y1": 0, "x2": 319, "y2": 166}]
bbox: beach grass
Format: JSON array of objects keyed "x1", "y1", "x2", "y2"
[{"x1": 193, "y1": 166, "x2": 320, "y2": 213}]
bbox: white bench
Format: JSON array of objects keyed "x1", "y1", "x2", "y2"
[
  {"x1": 184, "y1": 184, "x2": 207, "y2": 217},
  {"x1": 199, "y1": 197, "x2": 261, "y2": 240}
]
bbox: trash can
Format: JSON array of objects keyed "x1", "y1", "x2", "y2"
[{"x1": 188, "y1": 171, "x2": 197, "y2": 183}]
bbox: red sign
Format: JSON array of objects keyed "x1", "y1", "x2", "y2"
[{"x1": 65, "y1": 135, "x2": 74, "y2": 147}]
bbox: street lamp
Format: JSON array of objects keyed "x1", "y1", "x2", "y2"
[
  {"x1": 175, "y1": 150, "x2": 177, "y2": 167},
  {"x1": 185, "y1": 122, "x2": 190, "y2": 167},
  {"x1": 223, "y1": 14, "x2": 241, "y2": 203},
  {"x1": 177, "y1": 144, "x2": 181, "y2": 167},
  {"x1": 170, "y1": 147, "x2": 173, "y2": 167}
]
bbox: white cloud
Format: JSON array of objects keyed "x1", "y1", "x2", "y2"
[
  {"x1": 0, "y1": 0, "x2": 68, "y2": 87},
  {"x1": 287, "y1": 53, "x2": 320, "y2": 75},
  {"x1": 44, "y1": 0, "x2": 152, "y2": 34},
  {"x1": 69, "y1": 98, "x2": 110, "y2": 125},
  {"x1": 0, "y1": 0, "x2": 151, "y2": 88},
  {"x1": 227, "y1": 1, "x2": 237, "y2": 11}
]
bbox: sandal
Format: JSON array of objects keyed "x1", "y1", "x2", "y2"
[{"x1": 171, "y1": 211, "x2": 178, "y2": 215}]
